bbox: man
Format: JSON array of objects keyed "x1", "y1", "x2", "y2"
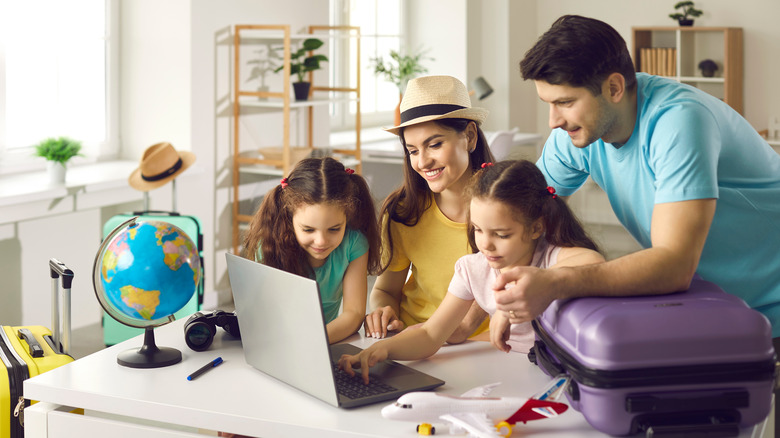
[{"x1": 495, "y1": 15, "x2": 780, "y2": 340}]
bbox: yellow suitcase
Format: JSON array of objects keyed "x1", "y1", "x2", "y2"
[{"x1": 1, "y1": 259, "x2": 75, "y2": 438}]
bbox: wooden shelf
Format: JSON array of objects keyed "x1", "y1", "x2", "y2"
[{"x1": 231, "y1": 24, "x2": 361, "y2": 254}]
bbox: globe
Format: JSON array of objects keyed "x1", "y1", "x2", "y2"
[{"x1": 93, "y1": 217, "x2": 202, "y2": 368}]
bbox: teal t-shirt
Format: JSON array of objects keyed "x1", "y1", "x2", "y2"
[
  {"x1": 313, "y1": 228, "x2": 369, "y2": 323},
  {"x1": 537, "y1": 73, "x2": 780, "y2": 335}
]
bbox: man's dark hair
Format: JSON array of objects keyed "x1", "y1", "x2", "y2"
[{"x1": 519, "y1": 15, "x2": 636, "y2": 95}]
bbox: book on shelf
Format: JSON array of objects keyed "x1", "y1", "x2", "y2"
[{"x1": 639, "y1": 47, "x2": 676, "y2": 77}]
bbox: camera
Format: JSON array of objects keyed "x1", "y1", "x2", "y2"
[{"x1": 184, "y1": 310, "x2": 241, "y2": 351}]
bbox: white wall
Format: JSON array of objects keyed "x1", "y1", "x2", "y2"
[{"x1": 406, "y1": 0, "x2": 468, "y2": 82}]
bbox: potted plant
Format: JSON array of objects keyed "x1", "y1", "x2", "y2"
[
  {"x1": 698, "y1": 59, "x2": 718, "y2": 77},
  {"x1": 669, "y1": 1, "x2": 703, "y2": 26},
  {"x1": 370, "y1": 48, "x2": 432, "y2": 125},
  {"x1": 274, "y1": 38, "x2": 328, "y2": 101},
  {"x1": 33, "y1": 136, "x2": 83, "y2": 185}
]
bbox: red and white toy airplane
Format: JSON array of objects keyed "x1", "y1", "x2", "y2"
[{"x1": 381, "y1": 376, "x2": 570, "y2": 437}]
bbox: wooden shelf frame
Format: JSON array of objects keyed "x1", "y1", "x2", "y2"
[
  {"x1": 231, "y1": 24, "x2": 361, "y2": 254},
  {"x1": 632, "y1": 26, "x2": 743, "y2": 115}
]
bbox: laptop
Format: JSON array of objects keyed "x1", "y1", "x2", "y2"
[{"x1": 225, "y1": 253, "x2": 444, "y2": 408}]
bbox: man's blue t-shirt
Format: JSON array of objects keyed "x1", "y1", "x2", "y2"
[
  {"x1": 313, "y1": 228, "x2": 368, "y2": 324},
  {"x1": 537, "y1": 73, "x2": 780, "y2": 335}
]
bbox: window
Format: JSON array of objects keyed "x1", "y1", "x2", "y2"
[
  {"x1": 0, "y1": 0, "x2": 118, "y2": 172},
  {"x1": 329, "y1": 0, "x2": 404, "y2": 131}
]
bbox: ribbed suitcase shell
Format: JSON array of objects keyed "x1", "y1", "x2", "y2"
[
  {"x1": 1, "y1": 326, "x2": 73, "y2": 438},
  {"x1": 101, "y1": 211, "x2": 204, "y2": 346},
  {"x1": 530, "y1": 278, "x2": 776, "y2": 436}
]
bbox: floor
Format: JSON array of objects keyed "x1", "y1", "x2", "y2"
[{"x1": 70, "y1": 323, "x2": 108, "y2": 360}]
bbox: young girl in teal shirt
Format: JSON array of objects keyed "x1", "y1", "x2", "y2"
[{"x1": 243, "y1": 157, "x2": 380, "y2": 344}]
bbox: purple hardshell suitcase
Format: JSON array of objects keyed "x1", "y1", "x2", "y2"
[{"x1": 528, "y1": 277, "x2": 777, "y2": 436}]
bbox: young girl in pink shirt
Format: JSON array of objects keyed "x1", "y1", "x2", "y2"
[{"x1": 339, "y1": 159, "x2": 604, "y2": 383}]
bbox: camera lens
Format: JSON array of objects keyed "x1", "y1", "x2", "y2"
[{"x1": 185, "y1": 321, "x2": 215, "y2": 351}]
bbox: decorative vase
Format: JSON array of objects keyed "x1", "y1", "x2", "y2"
[
  {"x1": 47, "y1": 161, "x2": 66, "y2": 185},
  {"x1": 293, "y1": 82, "x2": 311, "y2": 101},
  {"x1": 394, "y1": 93, "x2": 402, "y2": 126},
  {"x1": 678, "y1": 19, "x2": 694, "y2": 26}
]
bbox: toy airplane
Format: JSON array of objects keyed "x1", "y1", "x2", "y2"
[{"x1": 381, "y1": 375, "x2": 570, "y2": 437}]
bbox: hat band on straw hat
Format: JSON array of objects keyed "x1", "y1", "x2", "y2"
[
  {"x1": 141, "y1": 158, "x2": 183, "y2": 182},
  {"x1": 400, "y1": 104, "x2": 466, "y2": 124}
]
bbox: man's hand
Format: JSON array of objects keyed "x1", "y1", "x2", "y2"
[{"x1": 493, "y1": 266, "x2": 559, "y2": 324}]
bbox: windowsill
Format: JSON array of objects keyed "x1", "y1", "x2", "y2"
[
  {"x1": 1, "y1": 160, "x2": 204, "y2": 227},
  {"x1": 0, "y1": 160, "x2": 138, "y2": 207}
]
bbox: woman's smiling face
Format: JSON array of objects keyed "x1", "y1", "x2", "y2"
[{"x1": 402, "y1": 121, "x2": 475, "y2": 194}]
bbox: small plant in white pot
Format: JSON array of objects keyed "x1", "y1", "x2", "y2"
[{"x1": 33, "y1": 136, "x2": 83, "y2": 185}]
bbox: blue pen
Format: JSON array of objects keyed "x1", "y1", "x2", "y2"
[{"x1": 187, "y1": 357, "x2": 223, "y2": 381}]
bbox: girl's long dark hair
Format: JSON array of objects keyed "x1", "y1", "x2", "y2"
[
  {"x1": 466, "y1": 160, "x2": 600, "y2": 253},
  {"x1": 379, "y1": 119, "x2": 494, "y2": 272},
  {"x1": 243, "y1": 157, "x2": 381, "y2": 278}
]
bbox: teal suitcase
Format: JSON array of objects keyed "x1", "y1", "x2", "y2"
[{"x1": 101, "y1": 211, "x2": 204, "y2": 346}]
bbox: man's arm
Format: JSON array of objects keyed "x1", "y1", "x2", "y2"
[{"x1": 494, "y1": 198, "x2": 716, "y2": 322}]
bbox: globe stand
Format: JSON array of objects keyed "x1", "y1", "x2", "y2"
[{"x1": 117, "y1": 326, "x2": 182, "y2": 368}]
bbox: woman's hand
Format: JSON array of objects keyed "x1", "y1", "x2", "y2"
[
  {"x1": 489, "y1": 310, "x2": 512, "y2": 353},
  {"x1": 337, "y1": 345, "x2": 389, "y2": 384},
  {"x1": 364, "y1": 306, "x2": 406, "y2": 339}
]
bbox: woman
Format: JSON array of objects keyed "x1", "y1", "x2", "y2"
[{"x1": 364, "y1": 75, "x2": 494, "y2": 341}]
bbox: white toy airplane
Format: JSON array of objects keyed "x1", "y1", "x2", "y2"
[{"x1": 381, "y1": 375, "x2": 570, "y2": 437}]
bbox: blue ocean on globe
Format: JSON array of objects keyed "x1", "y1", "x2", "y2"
[{"x1": 98, "y1": 220, "x2": 200, "y2": 325}]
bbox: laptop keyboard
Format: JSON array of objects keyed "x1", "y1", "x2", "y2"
[{"x1": 333, "y1": 365, "x2": 397, "y2": 399}]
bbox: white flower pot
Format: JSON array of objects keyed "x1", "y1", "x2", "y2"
[{"x1": 47, "y1": 161, "x2": 67, "y2": 185}]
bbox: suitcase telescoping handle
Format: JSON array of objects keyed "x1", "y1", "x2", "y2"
[{"x1": 49, "y1": 258, "x2": 73, "y2": 355}]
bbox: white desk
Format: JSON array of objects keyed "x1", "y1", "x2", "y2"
[{"x1": 24, "y1": 317, "x2": 771, "y2": 438}]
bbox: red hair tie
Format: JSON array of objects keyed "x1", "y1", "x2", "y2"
[
  {"x1": 546, "y1": 186, "x2": 557, "y2": 199},
  {"x1": 345, "y1": 168, "x2": 355, "y2": 175},
  {"x1": 280, "y1": 178, "x2": 289, "y2": 189},
  {"x1": 481, "y1": 162, "x2": 494, "y2": 169}
]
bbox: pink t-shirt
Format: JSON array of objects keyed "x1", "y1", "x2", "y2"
[{"x1": 448, "y1": 240, "x2": 561, "y2": 353}]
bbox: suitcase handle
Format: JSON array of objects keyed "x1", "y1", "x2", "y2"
[
  {"x1": 17, "y1": 328, "x2": 44, "y2": 358},
  {"x1": 627, "y1": 391, "x2": 749, "y2": 413},
  {"x1": 532, "y1": 340, "x2": 566, "y2": 376},
  {"x1": 645, "y1": 422, "x2": 739, "y2": 437},
  {"x1": 635, "y1": 410, "x2": 741, "y2": 437},
  {"x1": 131, "y1": 210, "x2": 181, "y2": 217},
  {"x1": 49, "y1": 258, "x2": 73, "y2": 355}
]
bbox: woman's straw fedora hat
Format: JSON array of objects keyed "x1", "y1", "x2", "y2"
[
  {"x1": 128, "y1": 142, "x2": 196, "y2": 191},
  {"x1": 384, "y1": 75, "x2": 488, "y2": 136}
]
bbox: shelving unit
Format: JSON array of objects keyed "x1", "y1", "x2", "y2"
[
  {"x1": 232, "y1": 24, "x2": 361, "y2": 254},
  {"x1": 632, "y1": 26, "x2": 743, "y2": 114}
]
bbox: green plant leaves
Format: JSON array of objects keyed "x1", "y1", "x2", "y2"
[
  {"x1": 369, "y1": 48, "x2": 432, "y2": 92},
  {"x1": 273, "y1": 38, "x2": 328, "y2": 83},
  {"x1": 33, "y1": 137, "x2": 83, "y2": 164}
]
